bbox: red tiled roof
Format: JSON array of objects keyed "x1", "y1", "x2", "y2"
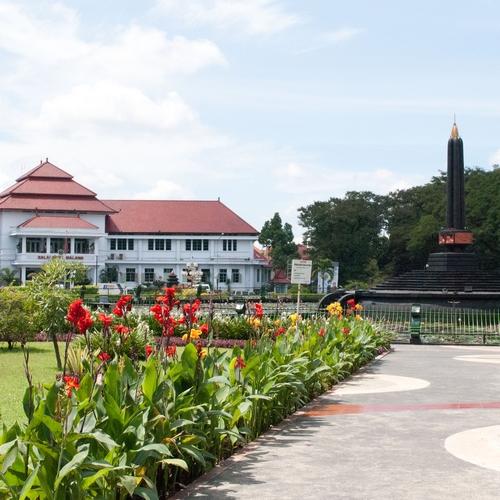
[
  {"x1": 0, "y1": 196, "x2": 115, "y2": 212},
  {"x1": 19, "y1": 215, "x2": 98, "y2": 230},
  {"x1": 271, "y1": 269, "x2": 291, "y2": 284},
  {"x1": 104, "y1": 200, "x2": 258, "y2": 235},
  {"x1": 253, "y1": 246, "x2": 272, "y2": 266},
  {"x1": 0, "y1": 160, "x2": 115, "y2": 214},
  {"x1": 16, "y1": 161, "x2": 73, "y2": 181},
  {"x1": 1, "y1": 178, "x2": 96, "y2": 197},
  {"x1": 297, "y1": 244, "x2": 310, "y2": 260}
]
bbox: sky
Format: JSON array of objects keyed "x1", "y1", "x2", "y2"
[{"x1": 0, "y1": 0, "x2": 499, "y2": 239}]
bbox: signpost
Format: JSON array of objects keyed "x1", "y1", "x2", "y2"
[{"x1": 290, "y1": 259, "x2": 312, "y2": 339}]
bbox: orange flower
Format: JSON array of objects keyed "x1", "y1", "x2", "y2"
[
  {"x1": 234, "y1": 355, "x2": 246, "y2": 370},
  {"x1": 63, "y1": 375, "x2": 79, "y2": 397}
]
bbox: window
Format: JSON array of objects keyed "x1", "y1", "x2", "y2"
[
  {"x1": 110, "y1": 239, "x2": 116, "y2": 250},
  {"x1": 163, "y1": 268, "x2": 173, "y2": 275},
  {"x1": 186, "y1": 239, "x2": 208, "y2": 251},
  {"x1": 75, "y1": 238, "x2": 91, "y2": 254},
  {"x1": 117, "y1": 239, "x2": 127, "y2": 251},
  {"x1": 126, "y1": 268, "x2": 136, "y2": 281},
  {"x1": 144, "y1": 268, "x2": 155, "y2": 282},
  {"x1": 223, "y1": 239, "x2": 237, "y2": 251},
  {"x1": 256, "y1": 268, "x2": 261, "y2": 283},
  {"x1": 50, "y1": 238, "x2": 68, "y2": 254},
  {"x1": 219, "y1": 269, "x2": 227, "y2": 283},
  {"x1": 128, "y1": 239, "x2": 134, "y2": 250},
  {"x1": 231, "y1": 269, "x2": 240, "y2": 283},
  {"x1": 26, "y1": 237, "x2": 46, "y2": 253},
  {"x1": 16, "y1": 239, "x2": 22, "y2": 253},
  {"x1": 201, "y1": 268, "x2": 210, "y2": 283},
  {"x1": 155, "y1": 239, "x2": 164, "y2": 251},
  {"x1": 148, "y1": 239, "x2": 171, "y2": 251}
]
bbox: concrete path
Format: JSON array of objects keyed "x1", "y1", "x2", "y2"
[{"x1": 177, "y1": 345, "x2": 500, "y2": 499}]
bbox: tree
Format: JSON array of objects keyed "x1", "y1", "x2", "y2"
[
  {"x1": 27, "y1": 259, "x2": 80, "y2": 370},
  {"x1": 100, "y1": 265, "x2": 118, "y2": 283},
  {"x1": 0, "y1": 287, "x2": 37, "y2": 349},
  {"x1": 259, "y1": 213, "x2": 298, "y2": 271},
  {"x1": 299, "y1": 192, "x2": 387, "y2": 284},
  {"x1": 0, "y1": 268, "x2": 20, "y2": 286}
]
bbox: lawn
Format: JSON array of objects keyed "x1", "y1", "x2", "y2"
[{"x1": 0, "y1": 342, "x2": 59, "y2": 427}]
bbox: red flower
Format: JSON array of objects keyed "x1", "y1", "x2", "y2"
[
  {"x1": 254, "y1": 303, "x2": 264, "y2": 318},
  {"x1": 66, "y1": 299, "x2": 94, "y2": 334},
  {"x1": 63, "y1": 375, "x2": 79, "y2": 397},
  {"x1": 318, "y1": 328, "x2": 326, "y2": 337},
  {"x1": 275, "y1": 326, "x2": 286, "y2": 337},
  {"x1": 234, "y1": 355, "x2": 246, "y2": 370},
  {"x1": 165, "y1": 345, "x2": 177, "y2": 358},
  {"x1": 114, "y1": 324, "x2": 130, "y2": 335},
  {"x1": 200, "y1": 323, "x2": 209, "y2": 335},
  {"x1": 98, "y1": 352, "x2": 111, "y2": 362},
  {"x1": 346, "y1": 298, "x2": 356, "y2": 309},
  {"x1": 98, "y1": 313, "x2": 113, "y2": 328},
  {"x1": 113, "y1": 294, "x2": 133, "y2": 317},
  {"x1": 342, "y1": 327, "x2": 351, "y2": 336},
  {"x1": 145, "y1": 345, "x2": 154, "y2": 358}
]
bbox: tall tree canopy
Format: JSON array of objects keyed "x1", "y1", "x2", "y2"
[
  {"x1": 259, "y1": 213, "x2": 297, "y2": 271},
  {"x1": 298, "y1": 167, "x2": 500, "y2": 285},
  {"x1": 298, "y1": 191, "x2": 387, "y2": 284}
]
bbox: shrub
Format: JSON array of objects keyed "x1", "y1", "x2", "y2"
[{"x1": 0, "y1": 287, "x2": 37, "y2": 348}]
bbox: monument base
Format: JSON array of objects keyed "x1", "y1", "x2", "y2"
[{"x1": 427, "y1": 252, "x2": 478, "y2": 272}]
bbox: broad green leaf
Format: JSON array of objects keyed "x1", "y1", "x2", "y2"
[{"x1": 54, "y1": 447, "x2": 89, "y2": 490}]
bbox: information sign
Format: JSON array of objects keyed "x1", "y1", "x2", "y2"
[{"x1": 291, "y1": 259, "x2": 312, "y2": 285}]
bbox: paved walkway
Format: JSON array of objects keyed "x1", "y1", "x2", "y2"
[{"x1": 178, "y1": 345, "x2": 500, "y2": 499}]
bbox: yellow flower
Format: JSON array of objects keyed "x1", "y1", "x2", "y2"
[
  {"x1": 326, "y1": 302, "x2": 343, "y2": 317},
  {"x1": 355, "y1": 314, "x2": 363, "y2": 321},
  {"x1": 289, "y1": 313, "x2": 301, "y2": 325},
  {"x1": 190, "y1": 328, "x2": 202, "y2": 339},
  {"x1": 354, "y1": 303, "x2": 363, "y2": 311},
  {"x1": 199, "y1": 349, "x2": 207, "y2": 359},
  {"x1": 274, "y1": 319, "x2": 281, "y2": 326},
  {"x1": 250, "y1": 318, "x2": 261, "y2": 328}
]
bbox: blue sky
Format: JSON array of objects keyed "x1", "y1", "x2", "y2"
[{"x1": 0, "y1": 0, "x2": 499, "y2": 238}]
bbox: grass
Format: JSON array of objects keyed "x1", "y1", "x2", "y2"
[{"x1": 0, "y1": 342, "x2": 59, "y2": 427}]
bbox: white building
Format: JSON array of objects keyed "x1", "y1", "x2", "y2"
[{"x1": 0, "y1": 160, "x2": 270, "y2": 291}]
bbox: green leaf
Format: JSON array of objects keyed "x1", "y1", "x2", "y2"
[
  {"x1": 54, "y1": 447, "x2": 89, "y2": 490},
  {"x1": 120, "y1": 475, "x2": 138, "y2": 495},
  {"x1": 160, "y1": 458, "x2": 189, "y2": 472},
  {"x1": 142, "y1": 358, "x2": 159, "y2": 402},
  {"x1": 18, "y1": 465, "x2": 39, "y2": 500},
  {"x1": 135, "y1": 487, "x2": 159, "y2": 500}
]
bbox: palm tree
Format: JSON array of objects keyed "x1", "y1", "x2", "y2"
[{"x1": 0, "y1": 268, "x2": 20, "y2": 286}]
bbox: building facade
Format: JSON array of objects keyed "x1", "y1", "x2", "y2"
[{"x1": 0, "y1": 161, "x2": 269, "y2": 291}]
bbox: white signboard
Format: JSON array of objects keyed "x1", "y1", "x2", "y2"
[{"x1": 291, "y1": 259, "x2": 312, "y2": 285}]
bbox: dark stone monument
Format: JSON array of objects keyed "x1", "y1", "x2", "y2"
[{"x1": 321, "y1": 122, "x2": 500, "y2": 309}]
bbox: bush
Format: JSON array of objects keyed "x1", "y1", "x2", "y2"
[{"x1": 0, "y1": 287, "x2": 37, "y2": 348}]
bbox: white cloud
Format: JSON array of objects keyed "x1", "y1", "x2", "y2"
[
  {"x1": 134, "y1": 180, "x2": 193, "y2": 199},
  {"x1": 273, "y1": 162, "x2": 423, "y2": 196},
  {"x1": 155, "y1": 0, "x2": 299, "y2": 35},
  {"x1": 33, "y1": 83, "x2": 197, "y2": 135},
  {"x1": 297, "y1": 27, "x2": 363, "y2": 54}
]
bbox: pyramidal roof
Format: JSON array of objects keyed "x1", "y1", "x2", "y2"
[{"x1": 0, "y1": 160, "x2": 115, "y2": 213}]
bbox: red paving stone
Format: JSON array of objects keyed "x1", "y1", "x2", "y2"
[{"x1": 304, "y1": 400, "x2": 500, "y2": 416}]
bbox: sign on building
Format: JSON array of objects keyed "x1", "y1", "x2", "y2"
[{"x1": 290, "y1": 259, "x2": 312, "y2": 285}]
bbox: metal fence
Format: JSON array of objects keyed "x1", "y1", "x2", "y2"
[{"x1": 361, "y1": 304, "x2": 500, "y2": 345}]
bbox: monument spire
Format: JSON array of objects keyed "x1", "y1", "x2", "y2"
[{"x1": 446, "y1": 119, "x2": 465, "y2": 229}]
